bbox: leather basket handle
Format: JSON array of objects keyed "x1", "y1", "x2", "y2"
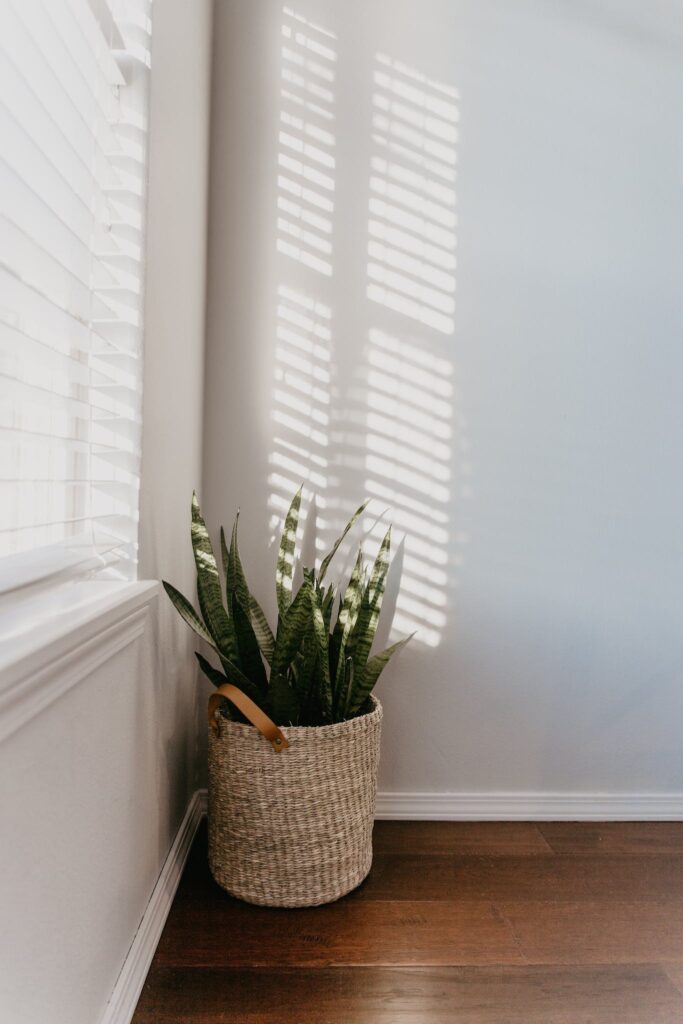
[{"x1": 208, "y1": 683, "x2": 289, "y2": 753}]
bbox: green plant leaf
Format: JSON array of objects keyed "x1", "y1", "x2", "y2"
[
  {"x1": 334, "y1": 656, "x2": 354, "y2": 722},
  {"x1": 333, "y1": 550, "x2": 364, "y2": 703},
  {"x1": 268, "y1": 672, "x2": 300, "y2": 726},
  {"x1": 293, "y1": 625, "x2": 319, "y2": 721},
  {"x1": 331, "y1": 548, "x2": 363, "y2": 683},
  {"x1": 321, "y1": 583, "x2": 336, "y2": 631},
  {"x1": 368, "y1": 526, "x2": 391, "y2": 604},
  {"x1": 333, "y1": 549, "x2": 363, "y2": 639},
  {"x1": 219, "y1": 526, "x2": 230, "y2": 595},
  {"x1": 194, "y1": 652, "x2": 264, "y2": 705},
  {"x1": 227, "y1": 512, "x2": 275, "y2": 667},
  {"x1": 276, "y1": 485, "x2": 302, "y2": 615},
  {"x1": 271, "y1": 579, "x2": 312, "y2": 678},
  {"x1": 196, "y1": 653, "x2": 265, "y2": 726},
  {"x1": 232, "y1": 598, "x2": 268, "y2": 693},
  {"x1": 222, "y1": 512, "x2": 267, "y2": 691},
  {"x1": 195, "y1": 651, "x2": 226, "y2": 687},
  {"x1": 248, "y1": 594, "x2": 275, "y2": 664},
  {"x1": 348, "y1": 633, "x2": 414, "y2": 715},
  {"x1": 163, "y1": 581, "x2": 214, "y2": 647},
  {"x1": 191, "y1": 492, "x2": 241, "y2": 667},
  {"x1": 348, "y1": 526, "x2": 392, "y2": 685},
  {"x1": 309, "y1": 588, "x2": 332, "y2": 723},
  {"x1": 318, "y1": 499, "x2": 369, "y2": 583},
  {"x1": 227, "y1": 512, "x2": 251, "y2": 612}
]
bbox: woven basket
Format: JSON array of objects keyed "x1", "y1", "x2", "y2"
[{"x1": 207, "y1": 695, "x2": 382, "y2": 907}]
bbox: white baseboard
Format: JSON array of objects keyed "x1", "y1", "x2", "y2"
[
  {"x1": 375, "y1": 791, "x2": 683, "y2": 820},
  {"x1": 99, "y1": 790, "x2": 205, "y2": 1024},
  {"x1": 200, "y1": 786, "x2": 683, "y2": 820}
]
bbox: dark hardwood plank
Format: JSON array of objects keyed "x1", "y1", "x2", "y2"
[
  {"x1": 662, "y1": 962, "x2": 683, "y2": 996},
  {"x1": 133, "y1": 822, "x2": 683, "y2": 1022},
  {"x1": 500, "y1": 901, "x2": 683, "y2": 964},
  {"x1": 350, "y1": 853, "x2": 683, "y2": 903},
  {"x1": 539, "y1": 822, "x2": 683, "y2": 856},
  {"x1": 373, "y1": 820, "x2": 552, "y2": 856},
  {"x1": 177, "y1": 824, "x2": 683, "y2": 905},
  {"x1": 133, "y1": 964, "x2": 683, "y2": 1023},
  {"x1": 153, "y1": 899, "x2": 523, "y2": 967}
]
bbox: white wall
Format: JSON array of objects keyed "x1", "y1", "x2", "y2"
[
  {"x1": 0, "y1": 587, "x2": 160, "y2": 1024},
  {"x1": 0, "y1": 3, "x2": 213, "y2": 1022},
  {"x1": 204, "y1": 0, "x2": 683, "y2": 798},
  {"x1": 139, "y1": 0, "x2": 214, "y2": 803}
]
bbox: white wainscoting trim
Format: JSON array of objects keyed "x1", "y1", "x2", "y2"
[
  {"x1": 0, "y1": 581, "x2": 158, "y2": 744},
  {"x1": 375, "y1": 791, "x2": 683, "y2": 820},
  {"x1": 100, "y1": 789, "x2": 205, "y2": 1024}
]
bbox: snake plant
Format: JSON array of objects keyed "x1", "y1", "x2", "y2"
[{"x1": 163, "y1": 488, "x2": 412, "y2": 726}]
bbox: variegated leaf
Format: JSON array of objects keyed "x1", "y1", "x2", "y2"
[
  {"x1": 227, "y1": 512, "x2": 250, "y2": 612},
  {"x1": 195, "y1": 651, "x2": 226, "y2": 688},
  {"x1": 191, "y1": 492, "x2": 241, "y2": 667},
  {"x1": 348, "y1": 633, "x2": 414, "y2": 715},
  {"x1": 293, "y1": 625, "x2": 319, "y2": 721},
  {"x1": 271, "y1": 580, "x2": 312, "y2": 678},
  {"x1": 276, "y1": 485, "x2": 302, "y2": 615},
  {"x1": 334, "y1": 656, "x2": 354, "y2": 721},
  {"x1": 334, "y1": 550, "x2": 364, "y2": 696},
  {"x1": 224, "y1": 512, "x2": 267, "y2": 690},
  {"x1": 268, "y1": 672, "x2": 300, "y2": 726},
  {"x1": 233, "y1": 598, "x2": 268, "y2": 692},
  {"x1": 348, "y1": 526, "x2": 391, "y2": 684},
  {"x1": 219, "y1": 526, "x2": 230, "y2": 593},
  {"x1": 163, "y1": 581, "x2": 214, "y2": 647},
  {"x1": 334, "y1": 548, "x2": 364, "y2": 640},
  {"x1": 368, "y1": 525, "x2": 391, "y2": 604},
  {"x1": 195, "y1": 651, "x2": 262, "y2": 703},
  {"x1": 227, "y1": 512, "x2": 275, "y2": 668},
  {"x1": 248, "y1": 594, "x2": 275, "y2": 664},
  {"x1": 318, "y1": 499, "x2": 369, "y2": 583},
  {"x1": 196, "y1": 653, "x2": 265, "y2": 726},
  {"x1": 309, "y1": 588, "x2": 332, "y2": 723},
  {"x1": 331, "y1": 548, "x2": 363, "y2": 683},
  {"x1": 321, "y1": 583, "x2": 336, "y2": 632}
]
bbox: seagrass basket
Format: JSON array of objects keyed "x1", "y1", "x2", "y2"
[{"x1": 207, "y1": 692, "x2": 382, "y2": 907}]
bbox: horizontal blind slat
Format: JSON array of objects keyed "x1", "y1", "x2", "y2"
[
  {"x1": 0, "y1": 512, "x2": 138, "y2": 535},
  {"x1": 0, "y1": 9, "x2": 126, "y2": 194},
  {"x1": 0, "y1": 0, "x2": 150, "y2": 577},
  {"x1": 10, "y1": 1, "x2": 126, "y2": 158},
  {"x1": 0, "y1": 426, "x2": 140, "y2": 460},
  {"x1": 0, "y1": 370, "x2": 141, "y2": 424},
  {"x1": 0, "y1": 157, "x2": 142, "y2": 294},
  {"x1": 0, "y1": 266, "x2": 137, "y2": 358},
  {"x1": 0, "y1": 322, "x2": 133, "y2": 389}
]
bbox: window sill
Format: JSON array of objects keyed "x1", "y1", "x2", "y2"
[{"x1": 0, "y1": 580, "x2": 159, "y2": 743}]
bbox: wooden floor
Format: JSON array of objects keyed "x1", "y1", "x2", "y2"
[{"x1": 132, "y1": 820, "x2": 683, "y2": 1022}]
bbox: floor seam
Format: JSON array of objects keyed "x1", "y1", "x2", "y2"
[
  {"x1": 491, "y1": 903, "x2": 529, "y2": 966},
  {"x1": 532, "y1": 824, "x2": 556, "y2": 854}
]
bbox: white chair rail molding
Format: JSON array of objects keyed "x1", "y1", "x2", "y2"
[{"x1": 2, "y1": 1, "x2": 683, "y2": 1023}]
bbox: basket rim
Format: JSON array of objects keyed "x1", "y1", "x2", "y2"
[{"x1": 211, "y1": 693, "x2": 382, "y2": 742}]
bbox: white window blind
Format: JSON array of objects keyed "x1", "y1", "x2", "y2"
[{"x1": 0, "y1": 0, "x2": 152, "y2": 590}]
